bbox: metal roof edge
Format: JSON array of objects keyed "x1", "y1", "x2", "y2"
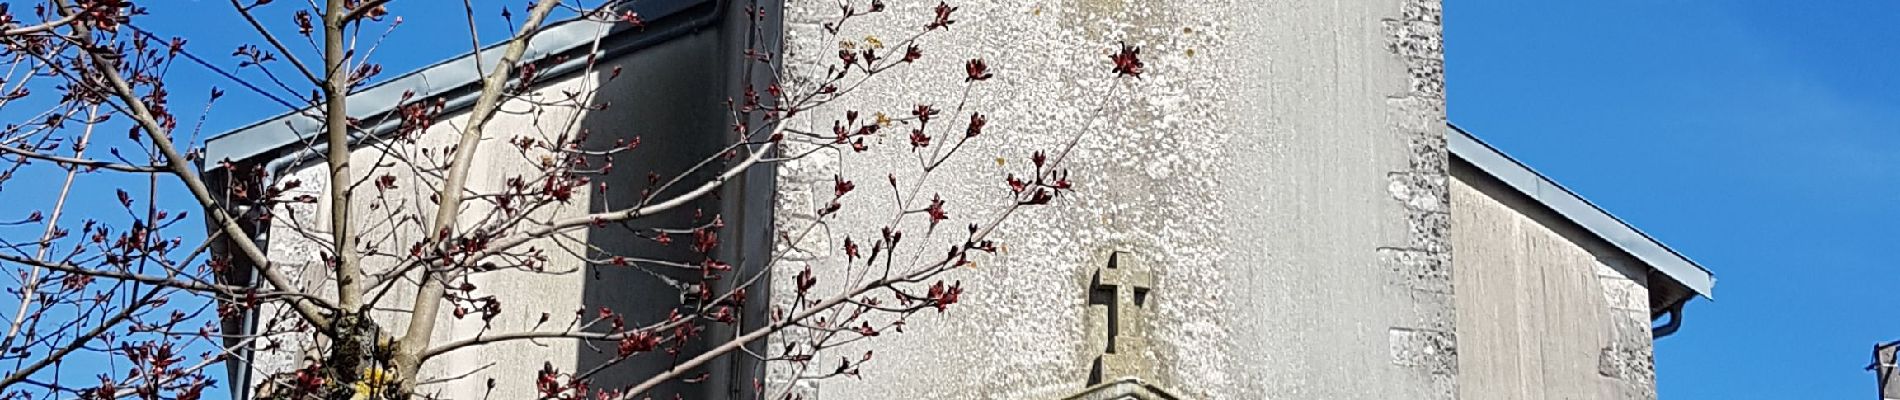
[
  {"x1": 203, "y1": 0, "x2": 712, "y2": 168},
  {"x1": 1446, "y1": 123, "x2": 1715, "y2": 299}
]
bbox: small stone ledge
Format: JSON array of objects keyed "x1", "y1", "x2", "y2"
[{"x1": 1061, "y1": 378, "x2": 1188, "y2": 400}]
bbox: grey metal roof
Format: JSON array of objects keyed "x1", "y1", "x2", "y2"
[
  {"x1": 1448, "y1": 124, "x2": 1716, "y2": 299},
  {"x1": 203, "y1": 0, "x2": 715, "y2": 169}
]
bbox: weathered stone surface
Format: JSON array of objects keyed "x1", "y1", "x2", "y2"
[{"x1": 773, "y1": 0, "x2": 1452, "y2": 398}]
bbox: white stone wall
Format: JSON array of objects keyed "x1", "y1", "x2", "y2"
[
  {"x1": 248, "y1": 26, "x2": 738, "y2": 399},
  {"x1": 1450, "y1": 166, "x2": 1657, "y2": 400},
  {"x1": 772, "y1": 0, "x2": 1450, "y2": 398},
  {"x1": 253, "y1": 78, "x2": 592, "y2": 400}
]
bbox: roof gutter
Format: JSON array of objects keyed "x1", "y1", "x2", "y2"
[{"x1": 1651, "y1": 301, "x2": 1684, "y2": 339}]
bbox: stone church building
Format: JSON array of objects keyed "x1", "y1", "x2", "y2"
[{"x1": 203, "y1": 0, "x2": 1715, "y2": 399}]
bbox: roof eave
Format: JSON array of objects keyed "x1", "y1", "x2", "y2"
[
  {"x1": 203, "y1": 0, "x2": 716, "y2": 170},
  {"x1": 1446, "y1": 123, "x2": 1716, "y2": 300}
]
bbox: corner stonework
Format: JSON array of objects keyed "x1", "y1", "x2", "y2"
[{"x1": 1382, "y1": 0, "x2": 1454, "y2": 398}]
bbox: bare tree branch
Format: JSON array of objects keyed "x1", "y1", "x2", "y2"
[
  {"x1": 0, "y1": 145, "x2": 163, "y2": 173},
  {"x1": 321, "y1": 0, "x2": 367, "y2": 316},
  {"x1": 228, "y1": 0, "x2": 326, "y2": 87},
  {"x1": 394, "y1": 0, "x2": 563, "y2": 390},
  {"x1": 48, "y1": 0, "x2": 335, "y2": 328}
]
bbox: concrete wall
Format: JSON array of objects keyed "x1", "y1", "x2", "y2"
[
  {"x1": 1450, "y1": 159, "x2": 1657, "y2": 400},
  {"x1": 770, "y1": 0, "x2": 1451, "y2": 398}
]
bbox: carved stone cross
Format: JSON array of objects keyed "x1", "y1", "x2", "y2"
[{"x1": 1087, "y1": 251, "x2": 1154, "y2": 385}]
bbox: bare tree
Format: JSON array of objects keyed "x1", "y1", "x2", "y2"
[{"x1": 0, "y1": 1, "x2": 1143, "y2": 399}]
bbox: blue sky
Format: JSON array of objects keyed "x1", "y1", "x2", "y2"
[{"x1": 1448, "y1": 0, "x2": 1900, "y2": 398}]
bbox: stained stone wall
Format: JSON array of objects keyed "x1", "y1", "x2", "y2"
[
  {"x1": 770, "y1": 0, "x2": 1452, "y2": 398},
  {"x1": 1450, "y1": 160, "x2": 1657, "y2": 400}
]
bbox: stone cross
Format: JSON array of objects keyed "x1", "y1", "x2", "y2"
[{"x1": 1087, "y1": 251, "x2": 1154, "y2": 385}]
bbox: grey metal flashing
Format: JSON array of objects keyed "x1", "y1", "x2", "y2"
[
  {"x1": 1447, "y1": 124, "x2": 1715, "y2": 299},
  {"x1": 203, "y1": 0, "x2": 714, "y2": 169}
]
